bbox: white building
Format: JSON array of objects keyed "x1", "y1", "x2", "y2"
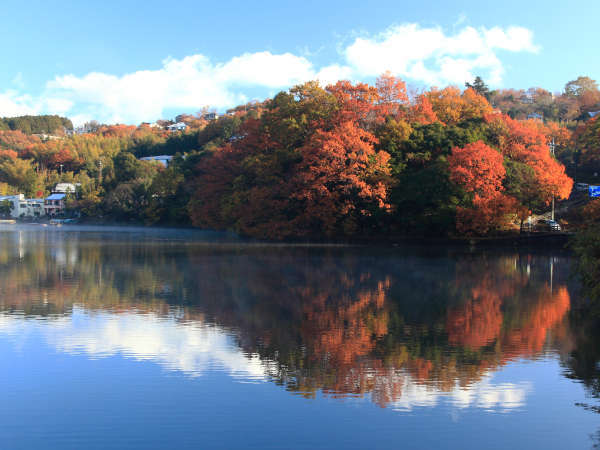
[
  {"x1": 167, "y1": 122, "x2": 187, "y2": 132},
  {"x1": 22, "y1": 199, "x2": 45, "y2": 218},
  {"x1": 0, "y1": 194, "x2": 24, "y2": 218},
  {"x1": 53, "y1": 183, "x2": 78, "y2": 194},
  {"x1": 0, "y1": 195, "x2": 46, "y2": 218}
]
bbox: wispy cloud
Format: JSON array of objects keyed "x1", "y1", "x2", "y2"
[
  {"x1": 344, "y1": 24, "x2": 539, "y2": 85},
  {"x1": 11, "y1": 72, "x2": 25, "y2": 89},
  {"x1": 0, "y1": 22, "x2": 540, "y2": 125},
  {"x1": 0, "y1": 90, "x2": 38, "y2": 117}
]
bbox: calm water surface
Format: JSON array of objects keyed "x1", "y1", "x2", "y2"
[{"x1": 0, "y1": 225, "x2": 599, "y2": 449}]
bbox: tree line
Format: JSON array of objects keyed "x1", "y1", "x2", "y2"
[
  {"x1": 3, "y1": 74, "x2": 600, "y2": 238},
  {"x1": 0, "y1": 115, "x2": 73, "y2": 135}
]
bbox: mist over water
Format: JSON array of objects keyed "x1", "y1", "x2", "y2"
[{"x1": 0, "y1": 226, "x2": 598, "y2": 449}]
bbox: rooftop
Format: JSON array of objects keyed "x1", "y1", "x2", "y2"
[{"x1": 46, "y1": 193, "x2": 66, "y2": 201}]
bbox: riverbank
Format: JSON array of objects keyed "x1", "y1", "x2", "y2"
[
  {"x1": 393, "y1": 232, "x2": 574, "y2": 248},
  {"x1": 0, "y1": 220, "x2": 575, "y2": 249}
]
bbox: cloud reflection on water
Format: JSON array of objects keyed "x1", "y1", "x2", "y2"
[
  {"x1": 0, "y1": 229, "x2": 575, "y2": 413},
  {"x1": 0, "y1": 306, "x2": 531, "y2": 413},
  {"x1": 0, "y1": 308, "x2": 269, "y2": 381}
]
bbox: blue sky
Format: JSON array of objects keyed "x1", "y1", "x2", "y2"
[{"x1": 1, "y1": 0, "x2": 598, "y2": 124}]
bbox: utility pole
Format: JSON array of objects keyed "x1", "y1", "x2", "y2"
[
  {"x1": 549, "y1": 138, "x2": 556, "y2": 221},
  {"x1": 550, "y1": 256, "x2": 554, "y2": 294}
]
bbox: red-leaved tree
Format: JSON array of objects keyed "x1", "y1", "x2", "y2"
[{"x1": 449, "y1": 141, "x2": 517, "y2": 234}]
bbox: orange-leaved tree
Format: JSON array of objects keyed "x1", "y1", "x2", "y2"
[
  {"x1": 408, "y1": 94, "x2": 439, "y2": 125},
  {"x1": 375, "y1": 72, "x2": 409, "y2": 120},
  {"x1": 448, "y1": 140, "x2": 516, "y2": 234},
  {"x1": 327, "y1": 80, "x2": 380, "y2": 128},
  {"x1": 426, "y1": 87, "x2": 492, "y2": 125},
  {"x1": 291, "y1": 120, "x2": 390, "y2": 236},
  {"x1": 486, "y1": 113, "x2": 573, "y2": 206}
]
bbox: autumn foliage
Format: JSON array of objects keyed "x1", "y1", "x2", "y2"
[
  {"x1": 290, "y1": 121, "x2": 390, "y2": 236},
  {"x1": 183, "y1": 74, "x2": 574, "y2": 239},
  {"x1": 574, "y1": 116, "x2": 600, "y2": 172},
  {"x1": 0, "y1": 74, "x2": 575, "y2": 236},
  {"x1": 448, "y1": 141, "x2": 516, "y2": 234}
]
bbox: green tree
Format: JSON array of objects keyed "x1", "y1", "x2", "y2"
[
  {"x1": 103, "y1": 180, "x2": 151, "y2": 221},
  {"x1": 0, "y1": 199, "x2": 12, "y2": 217},
  {"x1": 0, "y1": 158, "x2": 43, "y2": 197},
  {"x1": 465, "y1": 76, "x2": 491, "y2": 100},
  {"x1": 112, "y1": 152, "x2": 158, "y2": 184},
  {"x1": 145, "y1": 167, "x2": 186, "y2": 224},
  {"x1": 389, "y1": 158, "x2": 465, "y2": 235},
  {"x1": 504, "y1": 161, "x2": 544, "y2": 212},
  {"x1": 565, "y1": 76, "x2": 599, "y2": 97}
]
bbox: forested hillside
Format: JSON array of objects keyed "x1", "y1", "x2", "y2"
[
  {"x1": 2, "y1": 75, "x2": 600, "y2": 239},
  {"x1": 0, "y1": 115, "x2": 73, "y2": 135}
]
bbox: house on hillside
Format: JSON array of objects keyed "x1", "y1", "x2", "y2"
[
  {"x1": 22, "y1": 199, "x2": 45, "y2": 218},
  {"x1": 0, "y1": 194, "x2": 24, "y2": 218},
  {"x1": 139, "y1": 155, "x2": 173, "y2": 167},
  {"x1": 167, "y1": 122, "x2": 187, "y2": 132},
  {"x1": 202, "y1": 112, "x2": 219, "y2": 121},
  {"x1": 44, "y1": 193, "x2": 66, "y2": 216},
  {"x1": 32, "y1": 133, "x2": 63, "y2": 141},
  {"x1": 0, "y1": 195, "x2": 46, "y2": 219},
  {"x1": 53, "y1": 183, "x2": 78, "y2": 194}
]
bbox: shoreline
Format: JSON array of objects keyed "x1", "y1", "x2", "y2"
[{"x1": 1, "y1": 221, "x2": 574, "y2": 249}]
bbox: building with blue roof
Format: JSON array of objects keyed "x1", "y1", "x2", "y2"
[{"x1": 44, "y1": 193, "x2": 66, "y2": 216}]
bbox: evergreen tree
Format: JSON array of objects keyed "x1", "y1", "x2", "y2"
[{"x1": 465, "y1": 76, "x2": 491, "y2": 100}]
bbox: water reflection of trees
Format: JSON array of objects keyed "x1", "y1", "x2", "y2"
[
  {"x1": 0, "y1": 231, "x2": 576, "y2": 408},
  {"x1": 561, "y1": 276, "x2": 600, "y2": 447}
]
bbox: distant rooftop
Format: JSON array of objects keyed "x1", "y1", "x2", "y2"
[
  {"x1": 46, "y1": 193, "x2": 66, "y2": 200},
  {"x1": 54, "y1": 183, "x2": 78, "y2": 193}
]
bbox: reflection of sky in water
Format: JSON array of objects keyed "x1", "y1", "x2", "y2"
[
  {"x1": 0, "y1": 308, "x2": 530, "y2": 413},
  {"x1": 389, "y1": 375, "x2": 530, "y2": 412},
  {"x1": 0, "y1": 308, "x2": 268, "y2": 381},
  {"x1": 0, "y1": 229, "x2": 599, "y2": 449}
]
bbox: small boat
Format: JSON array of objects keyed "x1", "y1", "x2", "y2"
[{"x1": 0, "y1": 219, "x2": 16, "y2": 224}]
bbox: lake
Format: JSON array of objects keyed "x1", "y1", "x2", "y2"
[{"x1": 0, "y1": 225, "x2": 598, "y2": 449}]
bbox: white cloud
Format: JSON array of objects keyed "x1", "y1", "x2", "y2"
[
  {"x1": 216, "y1": 51, "x2": 315, "y2": 86},
  {"x1": 0, "y1": 91, "x2": 38, "y2": 117},
  {"x1": 41, "y1": 52, "x2": 320, "y2": 125},
  {"x1": 315, "y1": 64, "x2": 355, "y2": 85},
  {"x1": 484, "y1": 26, "x2": 539, "y2": 52},
  {"x1": 0, "y1": 22, "x2": 540, "y2": 125},
  {"x1": 344, "y1": 24, "x2": 539, "y2": 87}
]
